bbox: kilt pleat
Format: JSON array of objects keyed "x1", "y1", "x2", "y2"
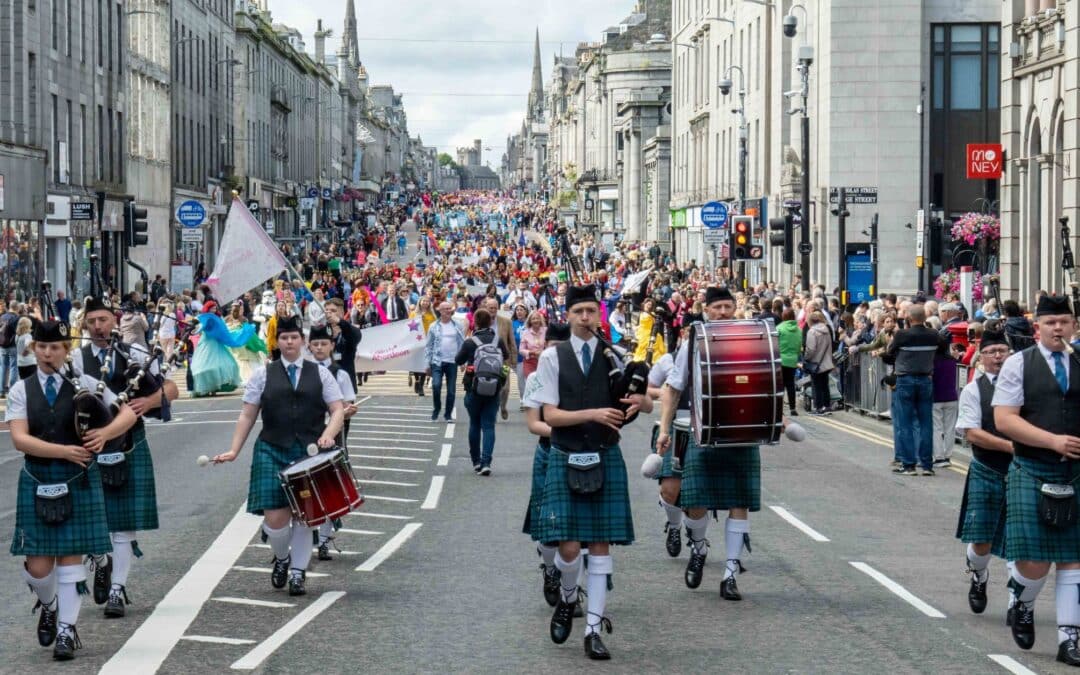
[
  {"x1": 103, "y1": 427, "x2": 160, "y2": 533},
  {"x1": 1005, "y1": 457, "x2": 1080, "y2": 562},
  {"x1": 955, "y1": 457, "x2": 1007, "y2": 558},
  {"x1": 522, "y1": 442, "x2": 549, "y2": 538},
  {"x1": 678, "y1": 443, "x2": 761, "y2": 512},
  {"x1": 11, "y1": 460, "x2": 112, "y2": 557},
  {"x1": 247, "y1": 439, "x2": 306, "y2": 515},
  {"x1": 535, "y1": 444, "x2": 635, "y2": 546}
]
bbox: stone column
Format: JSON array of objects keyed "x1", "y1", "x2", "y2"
[{"x1": 628, "y1": 127, "x2": 642, "y2": 242}]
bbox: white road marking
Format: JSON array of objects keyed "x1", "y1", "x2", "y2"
[
  {"x1": 364, "y1": 495, "x2": 419, "y2": 503},
  {"x1": 444, "y1": 423, "x2": 455, "y2": 439},
  {"x1": 181, "y1": 635, "x2": 257, "y2": 646},
  {"x1": 145, "y1": 420, "x2": 235, "y2": 428},
  {"x1": 347, "y1": 424, "x2": 439, "y2": 436},
  {"x1": 849, "y1": 562, "x2": 946, "y2": 618},
  {"x1": 769, "y1": 506, "x2": 830, "y2": 542},
  {"x1": 438, "y1": 443, "x2": 452, "y2": 466},
  {"x1": 351, "y1": 411, "x2": 435, "y2": 419},
  {"x1": 356, "y1": 523, "x2": 423, "y2": 572},
  {"x1": 346, "y1": 511, "x2": 412, "y2": 520},
  {"x1": 352, "y1": 465, "x2": 423, "y2": 473},
  {"x1": 0, "y1": 452, "x2": 23, "y2": 465},
  {"x1": 988, "y1": 654, "x2": 1037, "y2": 675},
  {"x1": 0, "y1": 507, "x2": 15, "y2": 520},
  {"x1": 212, "y1": 596, "x2": 295, "y2": 609},
  {"x1": 350, "y1": 440, "x2": 436, "y2": 448},
  {"x1": 337, "y1": 528, "x2": 384, "y2": 535},
  {"x1": 231, "y1": 566, "x2": 330, "y2": 577},
  {"x1": 230, "y1": 591, "x2": 346, "y2": 670},
  {"x1": 421, "y1": 476, "x2": 445, "y2": 510},
  {"x1": 351, "y1": 453, "x2": 431, "y2": 463},
  {"x1": 99, "y1": 505, "x2": 263, "y2": 674},
  {"x1": 357, "y1": 479, "x2": 419, "y2": 487},
  {"x1": 248, "y1": 544, "x2": 361, "y2": 556},
  {"x1": 360, "y1": 404, "x2": 427, "y2": 410}
]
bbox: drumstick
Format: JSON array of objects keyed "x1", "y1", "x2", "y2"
[
  {"x1": 306, "y1": 443, "x2": 320, "y2": 457},
  {"x1": 784, "y1": 421, "x2": 807, "y2": 442},
  {"x1": 197, "y1": 455, "x2": 210, "y2": 466},
  {"x1": 641, "y1": 453, "x2": 663, "y2": 478}
]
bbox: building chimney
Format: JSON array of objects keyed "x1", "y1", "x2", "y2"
[{"x1": 315, "y1": 19, "x2": 326, "y2": 64}]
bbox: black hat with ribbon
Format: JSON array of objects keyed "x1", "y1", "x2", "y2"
[
  {"x1": 566, "y1": 284, "x2": 600, "y2": 311},
  {"x1": 705, "y1": 286, "x2": 735, "y2": 306},
  {"x1": 276, "y1": 315, "x2": 303, "y2": 337},
  {"x1": 83, "y1": 295, "x2": 114, "y2": 316},
  {"x1": 308, "y1": 323, "x2": 334, "y2": 342},
  {"x1": 33, "y1": 320, "x2": 70, "y2": 343},
  {"x1": 1036, "y1": 294, "x2": 1073, "y2": 317},
  {"x1": 979, "y1": 329, "x2": 1009, "y2": 351}
]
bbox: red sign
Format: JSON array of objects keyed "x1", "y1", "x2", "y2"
[{"x1": 966, "y1": 143, "x2": 1003, "y2": 180}]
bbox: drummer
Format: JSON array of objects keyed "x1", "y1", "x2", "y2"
[
  {"x1": 657, "y1": 286, "x2": 757, "y2": 601},
  {"x1": 306, "y1": 323, "x2": 358, "y2": 561},
  {"x1": 213, "y1": 315, "x2": 345, "y2": 596},
  {"x1": 646, "y1": 334, "x2": 688, "y2": 558},
  {"x1": 72, "y1": 295, "x2": 178, "y2": 618}
]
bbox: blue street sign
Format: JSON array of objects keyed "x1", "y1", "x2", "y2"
[
  {"x1": 306, "y1": 187, "x2": 319, "y2": 199},
  {"x1": 701, "y1": 201, "x2": 729, "y2": 229},
  {"x1": 176, "y1": 200, "x2": 206, "y2": 228},
  {"x1": 321, "y1": 188, "x2": 332, "y2": 200}
]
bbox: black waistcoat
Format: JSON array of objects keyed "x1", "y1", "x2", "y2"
[
  {"x1": 258, "y1": 360, "x2": 328, "y2": 448},
  {"x1": 1017, "y1": 347, "x2": 1080, "y2": 463},
  {"x1": 81, "y1": 344, "x2": 144, "y2": 434},
  {"x1": 973, "y1": 374, "x2": 1012, "y2": 473},
  {"x1": 549, "y1": 340, "x2": 619, "y2": 451},
  {"x1": 25, "y1": 374, "x2": 82, "y2": 469}
]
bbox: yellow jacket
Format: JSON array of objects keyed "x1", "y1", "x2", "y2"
[{"x1": 632, "y1": 313, "x2": 666, "y2": 362}]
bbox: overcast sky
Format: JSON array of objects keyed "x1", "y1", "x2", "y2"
[{"x1": 269, "y1": 0, "x2": 637, "y2": 166}]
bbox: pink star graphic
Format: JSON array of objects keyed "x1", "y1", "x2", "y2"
[
  {"x1": 416, "y1": 334, "x2": 424, "y2": 342},
  {"x1": 408, "y1": 320, "x2": 420, "y2": 332}
]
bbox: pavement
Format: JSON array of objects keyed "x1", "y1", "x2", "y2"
[{"x1": 0, "y1": 376, "x2": 1076, "y2": 673}]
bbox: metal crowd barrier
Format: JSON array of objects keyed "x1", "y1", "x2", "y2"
[{"x1": 841, "y1": 354, "x2": 971, "y2": 420}]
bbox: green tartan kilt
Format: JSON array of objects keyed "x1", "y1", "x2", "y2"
[
  {"x1": 247, "y1": 439, "x2": 307, "y2": 515},
  {"x1": 650, "y1": 422, "x2": 678, "y2": 482},
  {"x1": 1005, "y1": 456, "x2": 1080, "y2": 562},
  {"x1": 103, "y1": 427, "x2": 159, "y2": 533},
  {"x1": 955, "y1": 457, "x2": 1007, "y2": 557},
  {"x1": 678, "y1": 443, "x2": 761, "y2": 512},
  {"x1": 535, "y1": 444, "x2": 635, "y2": 546},
  {"x1": 522, "y1": 441, "x2": 550, "y2": 539},
  {"x1": 11, "y1": 459, "x2": 113, "y2": 558}
]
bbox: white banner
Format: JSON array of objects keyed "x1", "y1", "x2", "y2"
[
  {"x1": 622, "y1": 269, "x2": 652, "y2": 294},
  {"x1": 354, "y1": 319, "x2": 428, "y2": 373},
  {"x1": 207, "y1": 198, "x2": 290, "y2": 304}
]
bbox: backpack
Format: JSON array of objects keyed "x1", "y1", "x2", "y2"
[
  {"x1": 0, "y1": 314, "x2": 16, "y2": 348},
  {"x1": 470, "y1": 334, "x2": 504, "y2": 397}
]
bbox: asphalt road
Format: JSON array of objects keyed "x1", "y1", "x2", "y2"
[{"x1": 0, "y1": 377, "x2": 1076, "y2": 673}]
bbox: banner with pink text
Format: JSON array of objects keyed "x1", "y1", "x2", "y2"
[{"x1": 354, "y1": 319, "x2": 428, "y2": 373}]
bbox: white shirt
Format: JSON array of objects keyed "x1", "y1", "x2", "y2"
[
  {"x1": 648, "y1": 352, "x2": 674, "y2": 388},
  {"x1": 521, "y1": 371, "x2": 544, "y2": 409},
  {"x1": 529, "y1": 334, "x2": 599, "y2": 407},
  {"x1": 438, "y1": 322, "x2": 459, "y2": 363},
  {"x1": 242, "y1": 355, "x2": 343, "y2": 406},
  {"x1": 992, "y1": 343, "x2": 1073, "y2": 408},
  {"x1": 315, "y1": 358, "x2": 356, "y2": 403},
  {"x1": 5, "y1": 368, "x2": 117, "y2": 421},
  {"x1": 956, "y1": 373, "x2": 996, "y2": 434},
  {"x1": 665, "y1": 342, "x2": 691, "y2": 392}
]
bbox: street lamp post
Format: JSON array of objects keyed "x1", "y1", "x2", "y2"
[
  {"x1": 785, "y1": 3, "x2": 814, "y2": 293},
  {"x1": 720, "y1": 66, "x2": 748, "y2": 287}
]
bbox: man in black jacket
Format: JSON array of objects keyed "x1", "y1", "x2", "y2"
[
  {"x1": 884, "y1": 304, "x2": 940, "y2": 475},
  {"x1": 456, "y1": 309, "x2": 510, "y2": 475},
  {"x1": 325, "y1": 298, "x2": 361, "y2": 388}
]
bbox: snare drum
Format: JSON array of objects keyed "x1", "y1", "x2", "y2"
[
  {"x1": 671, "y1": 414, "x2": 692, "y2": 472},
  {"x1": 279, "y1": 449, "x2": 364, "y2": 526},
  {"x1": 690, "y1": 319, "x2": 783, "y2": 447}
]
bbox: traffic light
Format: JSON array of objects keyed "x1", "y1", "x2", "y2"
[
  {"x1": 730, "y1": 216, "x2": 751, "y2": 259},
  {"x1": 125, "y1": 199, "x2": 149, "y2": 248},
  {"x1": 769, "y1": 208, "x2": 796, "y2": 265}
]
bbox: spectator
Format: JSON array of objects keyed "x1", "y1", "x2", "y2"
[
  {"x1": 803, "y1": 311, "x2": 835, "y2": 416},
  {"x1": 15, "y1": 317, "x2": 35, "y2": 379},
  {"x1": 456, "y1": 308, "x2": 509, "y2": 474},
  {"x1": 54, "y1": 291, "x2": 72, "y2": 323},
  {"x1": 777, "y1": 309, "x2": 803, "y2": 416},
  {"x1": 425, "y1": 301, "x2": 466, "y2": 421},
  {"x1": 1002, "y1": 300, "x2": 1035, "y2": 350},
  {"x1": 931, "y1": 335, "x2": 960, "y2": 468},
  {"x1": 884, "y1": 304, "x2": 939, "y2": 475},
  {"x1": 120, "y1": 302, "x2": 150, "y2": 350},
  {"x1": 0, "y1": 301, "x2": 18, "y2": 396}
]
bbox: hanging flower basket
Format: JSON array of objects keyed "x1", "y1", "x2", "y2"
[
  {"x1": 933, "y1": 268, "x2": 984, "y2": 302},
  {"x1": 950, "y1": 212, "x2": 1001, "y2": 246}
]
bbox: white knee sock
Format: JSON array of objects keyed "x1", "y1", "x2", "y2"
[
  {"x1": 1008, "y1": 567, "x2": 1048, "y2": 607},
  {"x1": 289, "y1": 522, "x2": 314, "y2": 571},
  {"x1": 966, "y1": 544, "x2": 991, "y2": 583},
  {"x1": 684, "y1": 515, "x2": 710, "y2": 556},
  {"x1": 318, "y1": 520, "x2": 334, "y2": 545},
  {"x1": 1006, "y1": 561, "x2": 1017, "y2": 608},
  {"x1": 22, "y1": 566, "x2": 56, "y2": 607},
  {"x1": 111, "y1": 531, "x2": 136, "y2": 588},
  {"x1": 585, "y1": 555, "x2": 613, "y2": 636},
  {"x1": 724, "y1": 518, "x2": 750, "y2": 581},
  {"x1": 56, "y1": 564, "x2": 85, "y2": 630},
  {"x1": 1057, "y1": 569, "x2": 1080, "y2": 644},
  {"x1": 660, "y1": 498, "x2": 683, "y2": 528},
  {"x1": 554, "y1": 552, "x2": 581, "y2": 603},
  {"x1": 263, "y1": 523, "x2": 291, "y2": 561},
  {"x1": 538, "y1": 543, "x2": 557, "y2": 567}
]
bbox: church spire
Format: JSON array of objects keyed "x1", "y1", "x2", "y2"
[
  {"x1": 528, "y1": 28, "x2": 544, "y2": 120},
  {"x1": 342, "y1": 0, "x2": 360, "y2": 67}
]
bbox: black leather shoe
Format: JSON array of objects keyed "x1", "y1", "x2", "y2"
[
  {"x1": 288, "y1": 571, "x2": 307, "y2": 597},
  {"x1": 664, "y1": 523, "x2": 682, "y2": 557},
  {"x1": 104, "y1": 586, "x2": 128, "y2": 618},
  {"x1": 318, "y1": 542, "x2": 333, "y2": 561},
  {"x1": 685, "y1": 551, "x2": 706, "y2": 589},
  {"x1": 1059, "y1": 634, "x2": 1080, "y2": 666},
  {"x1": 584, "y1": 632, "x2": 611, "y2": 660},
  {"x1": 1011, "y1": 602, "x2": 1036, "y2": 650},
  {"x1": 967, "y1": 571, "x2": 988, "y2": 614},
  {"x1": 271, "y1": 556, "x2": 290, "y2": 589},
  {"x1": 541, "y1": 564, "x2": 561, "y2": 607},
  {"x1": 92, "y1": 555, "x2": 112, "y2": 605},
  {"x1": 52, "y1": 625, "x2": 80, "y2": 661},
  {"x1": 550, "y1": 598, "x2": 575, "y2": 644},
  {"x1": 34, "y1": 599, "x2": 58, "y2": 647},
  {"x1": 1007, "y1": 602, "x2": 1015, "y2": 627},
  {"x1": 720, "y1": 576, "x2": 742, "y2": 601}
]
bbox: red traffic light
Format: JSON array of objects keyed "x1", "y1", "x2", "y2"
[{"x1": 735, "y1": 221, "x2": 749, "y2": 234}]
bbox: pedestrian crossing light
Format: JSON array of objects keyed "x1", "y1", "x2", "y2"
[
  {"x1": 125, "y1": 199, "x2": 149, "y2": 248},
  {"x1": 769, "y1": 211, "x2": 796, "y2": 265},
  {"x1": 730, "y1": 216, "x2": 753, "y2": 260}
]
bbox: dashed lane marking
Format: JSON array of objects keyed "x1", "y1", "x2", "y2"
[
  {"x1": 249, "y1": 544, "x2": 362, "y2": 556},
  {"x1": 352, "y1": 465, "x2": 423, "y2": 473},
  {"x1": 230, "y1": 591, "x2": 346, "y2": 670},
  {"x1": 768, "y1": 506, "x2": 830, "y2": 542},
  {"x1": 444, "y1": 423, "x2": 455, "y2": 439},
  {"x1": 350, "y1": 454, "x2": 431, "y2": 462},
  {"x1": 363, "y1": 495, "x2": 420, "y2": 503},
  {"x1": 421, "y1": 476, "x2": 445, "y2": 510},
  {"x1": 231, "y1": 566, "x2": 330, "y2": 577},
  {"x1": 181, "y1": 635, "x2": 257, "y2": 646},
  {"x1": 337, "y1": 528, "x2": 384, "y2": 536},
  {"x1": 346, "y1": 512, "x2": 412, "y2": 520},
  {"x1": 988, "y1": 654, "x2": 1037, "y2": 675},
  {"x1": 212, "y1": 597, "x2": 296, "y2": 609},
  {"x1": 437, "y1": 443, "x2": 452, "y2": 467},
  {"x1": 356, "y1": 523, "x2": 423, "y2": 572},
  {"x1": 350, "y1": 444, "x2": 434, "y2": 453},
  {"x1": 357, "y1": 479, "x2": 420, "y2": 487},
  {"x1": 351, "y1": 412, "x2": 436, "y2": 419},
  {"x1": 849, "y1": 562, "x2": 946, "y2": 618},
  {"x1": 347, "y1": 424, "x2": 440, "y2": 435}
]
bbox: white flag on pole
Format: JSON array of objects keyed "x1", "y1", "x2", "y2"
[
  {"x1": 207, "y1": 197, "x2": 290, "y2": 304},
  {"x1": 622, "y1": 269, "x2": 652, "y2": 294}
]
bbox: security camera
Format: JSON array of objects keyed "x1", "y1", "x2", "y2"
[
  {"x1": 719, "y1": 78, "x2": 733, "y2": 96},
  {"x1": 783, "y1": 15, "x2": 798, "y2": 39}
]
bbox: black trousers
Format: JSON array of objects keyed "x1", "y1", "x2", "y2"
[
  {"x1": 781, "y1": 366, "x2": 798, "y2": 409},
  {"x1": 811, "y1": 371, "x2": 831, "y2": 411}
]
